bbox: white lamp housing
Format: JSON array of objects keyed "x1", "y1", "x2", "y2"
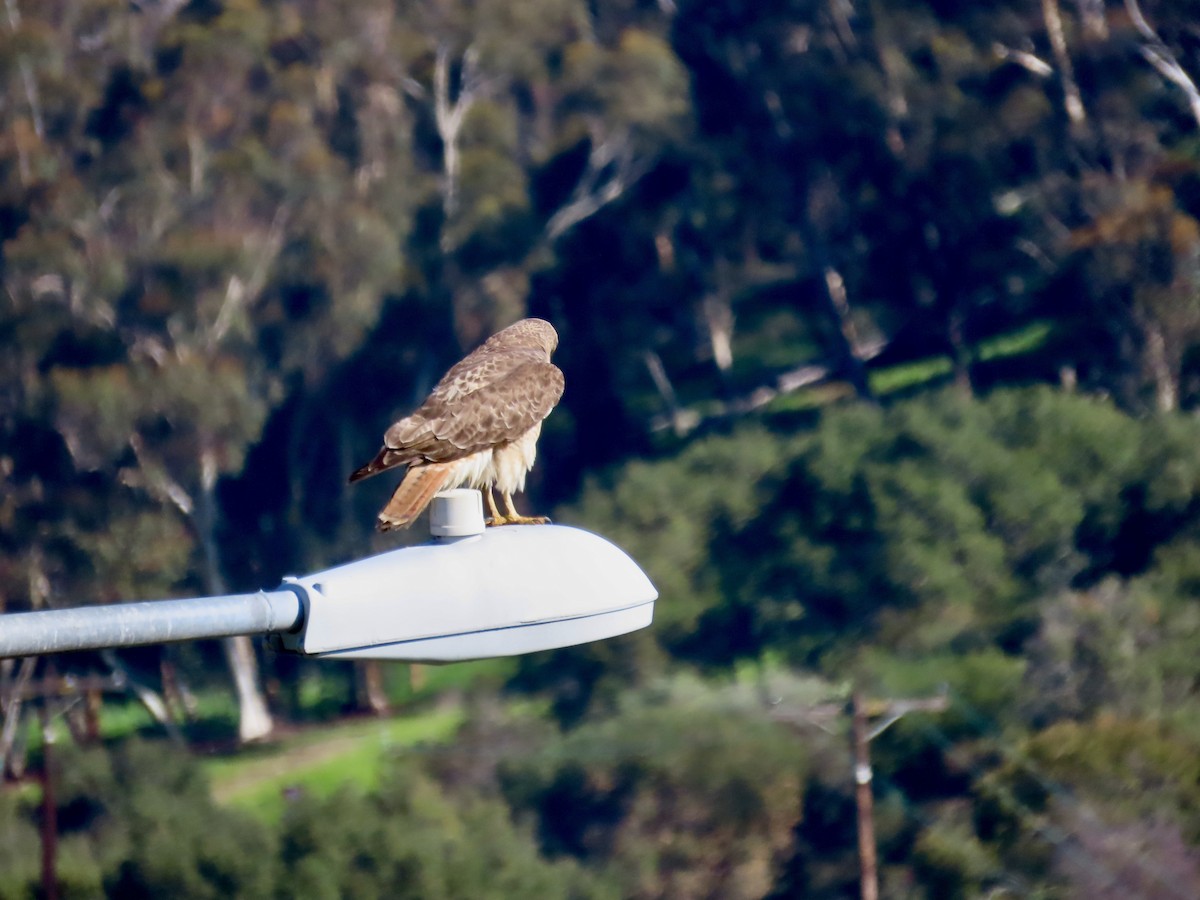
[{"x1": 274, "y1": 490, "x2": 656, "y2": 662}]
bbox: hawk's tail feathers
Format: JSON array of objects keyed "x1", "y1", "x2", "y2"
[
  {"x1": 377, "y1": 462, "x2": 456, "y2": 531},
  {"x1": 349, "y1": 448, "x2": 401, "y2": 484}
]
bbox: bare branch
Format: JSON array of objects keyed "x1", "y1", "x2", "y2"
[
  {"x1": 829, "y1": 0, "x2": 858, "y2": 51},
  {"x1": 1126, "y1": 0, "x2": 1200, "y2": 130},
  {"x1": 434, "y1": 43, "x2": 495, "y2": 232},
  {"x1": 1138, "y1": 45, "x2": 1200, "y2": 130},
  {"x1": 768, "y1": 701, "x2": 846, "y2": 733},
  {"x1": 824, "y1": 266, "x2": 864, "y2": 355},
  {"x1": 128, "y1": 433, "x2": 195, "y2": 516},
  {"x1": 993, "y1": 43, "x2": 1054, "y2": 78},
  {"x1": 1042, "y1": 0, "x2": 1087, "y2": 125},
  {"x1": 209, "y1": 204, "x2": 289, "y2": 348},
  {"x1": 433, "y1": 44, "x2": 460, "y2": 221},
  {"x1": 433, "y1": 43, "x2": 457, "y2": 135},
  {"x1": 543, "y1": 134, "x2": 651, "y2": 242},
  {"x1": 0, "y1": 655, "x2": 37, "y2": 777},
  {"x1": 1125, "y1": 0, "x2": 1159, "y2": 41},
  {"x1": 100, "y1": 650, "x2": 184, "y2": 743},
  {"x1": 4, "y1": 0, "x2": 43, "y2": 139},
  {"x1": 648, "y1": 337, "x2": 888, "y2": 436},
  {"x1": 1074, "y1": 0, "x2": 1108, "y2": 41},
  {"x1": 643, "y1": 350, "x2": 696, "y2": 436},
  {"x1": 701, "y1": 292, "x2": 735, "y2": 373}
]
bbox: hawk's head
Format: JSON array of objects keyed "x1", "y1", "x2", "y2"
[{"x1": 491, "y1": 317, "x2": 559, "y2": 358}]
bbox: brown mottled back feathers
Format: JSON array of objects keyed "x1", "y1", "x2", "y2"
[{"x1": 349, "y1": 318, "x2": 564, "y2": 484}]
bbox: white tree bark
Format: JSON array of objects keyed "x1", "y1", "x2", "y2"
[
  {"x1": 355, "y1": 661, "x2": 390, "y2": 716},
  {"x1": 4, "y1": 0, "x2": 43, "y2": 184},
  {"x1": 1042, "y1": 0, "x2": 1087, "y2": 126},
  {"x1": 644, "y1": 350, "x2": 697, "y2": 436},
  {"x1": 1074, "y1": 0, "x2": 1107, "y2": 40},
  {"x1": 543, "y1": 134, "x2": 650, "y2": 243},
  {"x1": 702, "y1": 293, "x2": 735, "y2": 374},
  {"x1": 100, "y1": 649, "x2": 185, "y2": 743},
  {"x1": 222, "y1": 635, "x2": 272, "y2": 742},
  {"x1": 198, "y1": 444, "x2": 273, "y2": 743},
  {"x1": 434, "y1": 43, "x2": 491, "y2": 249},
  {"x1": 701, "y1": 257, "x2": 740, "y2": 376},
  {"x1": 1144, "y1": 323, "x2": 1178, "y2": 412},
  {"x1": 0, "y1": 656, "x2": 37, "y2": 777},
  {"x1": 1126, "y1": 0, "x2": 1200, "y2": 131}
]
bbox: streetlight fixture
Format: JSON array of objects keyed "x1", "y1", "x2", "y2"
[{"x1": 0, "y1": 491, "x2": 657, "y2": 661}]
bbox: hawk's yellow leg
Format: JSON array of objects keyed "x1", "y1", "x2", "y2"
[
  {"x1": 497, "y1": 492, "x2": 550, "y2": 526},
  {"x1": 484, "y1": 488, "x2": 505, "y2": 526}
]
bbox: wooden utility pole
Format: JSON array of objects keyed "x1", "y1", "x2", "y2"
[
  {"x1": 852, "y1": 692, "x2": 949, "y2": 900},
  {"x1": 40, "y1": 666, "x2": 58, "y2": 900},
  {"x1": 852, "y1": 691, "x2": 879, "y2": 900},
  {"x1": 770, "y1": 688, "x2": 949, "y2": 900}
]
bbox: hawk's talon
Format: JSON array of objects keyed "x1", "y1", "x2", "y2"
[
  {"x1": 507, "y1": 514, "x2": 551, "y2": 526},
  {"x1": 486, "y1": 514, "x2": 551, "y2": 526}
]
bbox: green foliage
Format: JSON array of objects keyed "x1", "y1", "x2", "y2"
[
  {"x1": 516, "y1": 425, "x2": 796, "y2": 721},
  {"x1": 0, "y1": 789, "x2": 40, "y2": 900},
  {"x1": 979, "y1": 718, "x2": 1200, "y2": 894},
  {"x1": 69, "y1": 507, "x2": 193, "y2": 602},
  {"x1": 96, "y1": 741, "x2": 276, "y2": 899},
  {"x1": 559, "y1": 385, "x2": 1200, "y2": 894},
  {"x1": 562, "y1": 30, "x2": 691, "y2": 143},
  {"x1": 564, "y1": 424, "x2": 796, "y2": 640},
  {"x1": 1020, "y1": 567, "x2": 1200, "y2": 735},
  {"x1": 1, "y1": 738, "x2": 603, "y2": 900},
  {"x1": 551, "y1": 380, "x2": 1200, "y2": 851},
  {"x1": 502, "y1": 676, "x2": 805, "y2": 899},
  {"x1": 0, "y1": 740, "x2": 275, "y2": 899},
  {"x1": 465, "y1": 0, "x2": 591, "y2": 82},
  {"x1": 277, "y1": 763, "x2": 606, "y2": 900},
  {"x1": 644, "y1": 388, "x2": 1200, "y2": 670},
  {"x1": 864, "y1": 648, "x2": 1025, "y2": 728},
  {"x1": 1023, "y1": 719, "x2": 1200, "y2": 832},
  {"x1": 4, "y1": 0, "x2": 1200, "y2": 895},
  {"x1": 911, "y1": 818, "x2": 1000, "y2": 899}
]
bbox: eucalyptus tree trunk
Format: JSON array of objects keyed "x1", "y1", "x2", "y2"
[
  {"x1": 1144, "y1": 324, "x2": 1179, "y2": 412},
  {"x1": 820, "y1": 264, "x2": 874, "y2": 401},
  {"x1": 199, "y1": 444, "x2": 273, "y2": 743},
  {"x1": 1042, "y1": 0, "x2": 1086, "y2": 128},
  {"x1": 355, "y1": 661, "x2": 390, "y2": 716},
  {"x1": 222, "y1": 636, "x2": 272, "y2": 742},
  {"x1": 0, "y1": 656, "x2": 36, "y2": 778}
]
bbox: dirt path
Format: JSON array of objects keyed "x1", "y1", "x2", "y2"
[{"x1": 205, "y1": 707, "x2": 465, "y2": 807}]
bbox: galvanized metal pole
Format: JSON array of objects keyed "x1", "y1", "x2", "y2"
[{"x1": 0, "y1": 590, "x2": 305, "y2": 659}]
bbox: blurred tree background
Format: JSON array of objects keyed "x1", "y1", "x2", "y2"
[{"x1": 2, "y1": 0, "x2": 1200, "y2": 896}]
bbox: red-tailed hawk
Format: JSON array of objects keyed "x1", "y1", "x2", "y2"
[{"x1": 349, "y1": 318, "x2": 565, "y2": 531}]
